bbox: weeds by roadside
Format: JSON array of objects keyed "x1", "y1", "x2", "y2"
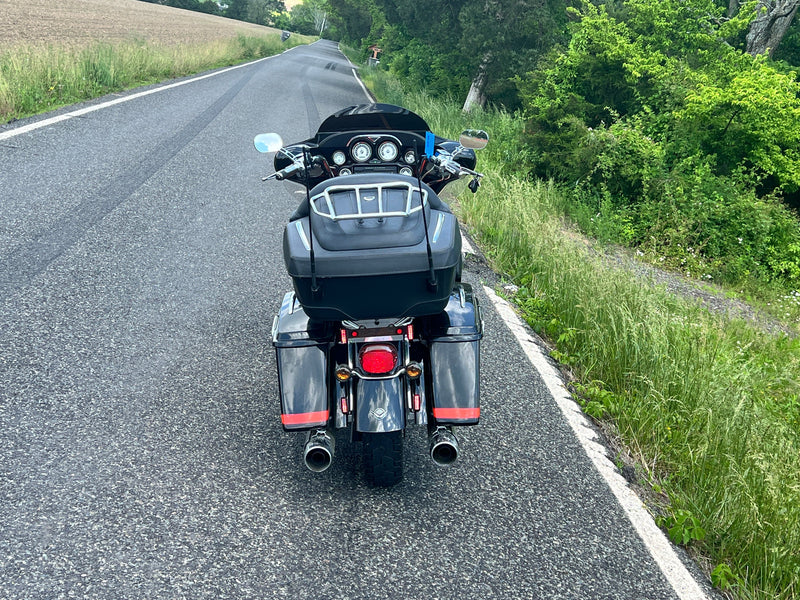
[{"x1": 0, "y1": 34, "x2": 307, "y2": 125}]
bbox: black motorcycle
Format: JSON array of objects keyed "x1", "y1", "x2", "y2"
[{"x1": 254, "y1": 103, "x2": 488, "y2": 486}]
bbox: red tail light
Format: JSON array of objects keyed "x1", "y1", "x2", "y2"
[{"x1": 359, "y1": 344, "x2": 398, "y2": 374}]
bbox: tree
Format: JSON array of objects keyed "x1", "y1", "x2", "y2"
[
  {"x1": 246, "y1": 0, "x2": 286, "y2": 25},
  {"x1": 745, "y1": 0, "x2": 800, "y2": 56},
  {"x1": 458, "y1": 0, "x2": 567, "y2": 110},
  {"x1": 327, "y1": 0, "x2": 376, "y2": 45}
]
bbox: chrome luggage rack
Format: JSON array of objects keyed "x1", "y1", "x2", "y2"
[{"x1": 309, "y1": 181, "x2": 428, "y2": 222}]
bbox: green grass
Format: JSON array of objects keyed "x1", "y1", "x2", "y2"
[
  {"x1": 0, "y1": 33, "x2": 310, "y2": 124},
  {"x1": 360, "y1": 66, "x2": 800, "y2": 600}
]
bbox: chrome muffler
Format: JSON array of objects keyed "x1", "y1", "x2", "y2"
[
  {"x1": 429, "y1": 426, "x2": 460, "y2": 466},
  {"x1": 304, "y1": 430, "x2": 335, "y2": 472}
]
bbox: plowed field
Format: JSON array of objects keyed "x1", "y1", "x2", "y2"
[{"x1": 0, "y1": 0, "x2": 281, "y2": 48}]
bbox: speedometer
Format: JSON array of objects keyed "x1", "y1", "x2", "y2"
[
  {"x1": 351, "y1": 141, "x2": 372, "y2": 163},
  {"x1": 377, "y1": 141, "x2": 399, "y2": 162}
]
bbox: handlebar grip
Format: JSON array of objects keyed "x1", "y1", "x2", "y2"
[{"x1": 275, "y1": 162, "x2": 303, "y2": 180}]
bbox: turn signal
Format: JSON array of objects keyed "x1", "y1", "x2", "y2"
[
  {"x1": 405, "y1": 362, "x2": 422, "y2": 379},
  {"x1": 359, "y1": 344, "x2": 398, "y2": 375},
  {"x1": 335, "y1": 365, "x2": 352, "y2": 381}
]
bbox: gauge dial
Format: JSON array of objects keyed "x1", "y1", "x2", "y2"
[
  {"x1": 404, "y1": 150, "x2": 417, "y2": 165},
  {"x1": 351, "y1": 141, "x2": 372, "y2": 163},
  {"x1": 332, "y1": 151, "x2": 347, "y2": 165},
  {"x1": 400, "y1": 167, "x2": 413, "y2": 176},
  {"x1": 378, "y1": 141, "x2": 399, "y2": 162},
  {"x1": 338, "y1": 168, "x2": 352, "y2": 176}
]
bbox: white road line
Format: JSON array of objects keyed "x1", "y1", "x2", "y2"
[
  {"x1": 483, "y1": 286, "x2": 710, "y2": 600},
  {"x1": 0, "y1": 53, "x2": 280, "y2": 142},
  {"x1": 351, "y1": 68, "x2": 374, "y2": 103},
  {"x1": 461, "y1": 236, "x2": 476, "y2": 255}
]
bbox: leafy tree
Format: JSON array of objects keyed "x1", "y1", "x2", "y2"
[
  {"x1": 246, "y1": 0, "x2": 286, "y2": 26},
  {"x1": 347, "y1": 0, "x2": 566, "y2": 109},
  {"x1": 224, "y1": 0, "x2": 249, "y2": 21},
  {"x1": 458, "y1": 0, "x2": 567, "y2": 110},
  {"x1": 517, "y1": 0, "x2": 800, "y2": 284},
  {"x1": 326, "y1": 0, "x2": 378, "y2": 46}
]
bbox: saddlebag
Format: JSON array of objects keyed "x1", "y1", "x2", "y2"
[
  {"x1": 425, "y1": 284, "x2": 482, "y2": 425},
  {"x1": 272, "y1": 293, "x2": 331, "y2": 431},
  {"x1": 283, "y1": 174, "x2": 461, "y2": 321}
]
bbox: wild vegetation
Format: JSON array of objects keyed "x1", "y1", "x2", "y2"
[
  {"x1": 0, "y1": 35, "x2": 305, "y2": 124},
  {"x1": 360, "y1": 66, "x2": 800, "y2": 600}
]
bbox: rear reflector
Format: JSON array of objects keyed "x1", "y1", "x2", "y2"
[
  {"x1": 359, "y1": 343, "x2": 398, "y2": 374},
  {"x1": 281, "y1": 410, "x2": 329, "y2": 426},
  {"x1": 432, "y1": 407, "x2": 480, "y2": 420}
]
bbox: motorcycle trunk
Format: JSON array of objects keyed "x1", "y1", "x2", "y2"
[{"x1": 282, "y1": 174, "x2": 461, "y2": 321}]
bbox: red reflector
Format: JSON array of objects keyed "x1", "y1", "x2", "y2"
[
  {"x1": 407, "y1": 324, "x2": 414, "y2": 340},
  {"x1": 433, "y1": 407, "x2": 480, "y2": 420},
  {"x1": 340, "y1": 397, "x2": 349, "y2": 414},
  {"x1": 281, "y1": 410, "x2": 329, "y2": 425},
  {"x1": 359, "y1": 344, "x2": 398, "y2": 374},
  {"x1": 340, "y1": 329, "x2": 347, "y2": 344},
  {"x1": 413, "y1": 393, "x2": 421, "y2": 411}
]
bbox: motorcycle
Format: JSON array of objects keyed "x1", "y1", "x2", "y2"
[{"x1": 254, "y1": 103, "x2": 488, "y2": 486}]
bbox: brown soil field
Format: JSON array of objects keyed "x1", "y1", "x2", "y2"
[{"x1": 0, "y1": 0, "x2": 283, "y2": 48}]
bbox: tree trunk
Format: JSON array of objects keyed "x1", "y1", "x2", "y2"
[
  {"x1": 462, "y1": 54, "x2": 491, "y2": 113},
  {"x1": 746, "y1": 0, "x2": 800, "y2": 57}
]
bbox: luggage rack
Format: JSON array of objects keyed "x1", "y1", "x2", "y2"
[{"x1": 309, "y1": 181, "x2": 428, "y2": 222}]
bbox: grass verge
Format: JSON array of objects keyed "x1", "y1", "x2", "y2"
[
  {"x1": 0, "y1": 33, "x2": 310, "y2": 125},
  {"x1": 360, "y1": 67, "x2": 800, "y2": 600}
]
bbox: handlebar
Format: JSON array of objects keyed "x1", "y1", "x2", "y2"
[
  {"x1": 429, "y1": 153, "x2": 484, "y2": 191},
  {"x1": 262, "y1": 161, "x2": 304, "y2": 181}
]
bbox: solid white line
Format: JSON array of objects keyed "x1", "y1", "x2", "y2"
[
  {"x1": 482, "y1": 286, "x2": 710, "y2": 600},
  {"x1": 351, "y1": 68, "x2": 374, "y2": 103},
  {"x1": 0, "y1": 54, "x2": 279, "y2": 142},
  {"x1": 337, "y1": 42, "x2": 372, "y2": 103},
  {"x1": 461, "y1": 236, "x2": 476, "y2": 255}
]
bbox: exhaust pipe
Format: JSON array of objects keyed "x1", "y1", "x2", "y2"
[
  {"x1": 304, "y1": 430, "x2": 335, "y2": 473},
  {"x1": 429, "y1": 426, "x2": 459, "y2": 466}
]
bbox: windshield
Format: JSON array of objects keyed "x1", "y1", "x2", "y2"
[{"x1": 316, "y1": 104, "x2": 430, "y2": 136}]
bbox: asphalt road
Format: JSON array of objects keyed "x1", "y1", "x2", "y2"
[{"x1": 0, "y1": 40, "x2": 713, "y2": 599}]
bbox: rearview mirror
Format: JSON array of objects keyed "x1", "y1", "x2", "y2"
[
  {"x1": 254, "y1": 133, "x2": 284, "y2": 153},
  {"x1": 459, "y1": 129, "x2": 489, "y2": 150}
]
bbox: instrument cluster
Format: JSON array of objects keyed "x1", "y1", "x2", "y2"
[{"x1": 321, "y1": 134, "x2": 420, "y2": 178}]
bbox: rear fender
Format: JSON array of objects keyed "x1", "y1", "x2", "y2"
[{"x1": 356, "y1": 378, "x2": 405, "y2": 433}]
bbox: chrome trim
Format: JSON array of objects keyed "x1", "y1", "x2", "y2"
[
  {"x1": 271, "y1": 315, "x2": 279, "y2": 343},
  {"x1": 351, "y1": 141, "x2": 372, "y2": 163},
  {"x1": 295, "y1": 221, "x2": 310, "y2": 251},
  {"x1": 377, "y1": 140, "x2": 399, "y2": 162},
  {"x1": 310, "y1": 181, "x2": 428, "y2": 222},
  {"x1": 431, "y1": 213, "x2": 445, "y2": 243}
]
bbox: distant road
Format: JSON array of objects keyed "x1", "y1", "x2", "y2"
[{"x1": 0, "y1": 40, "x2": 714, "y2": 599}]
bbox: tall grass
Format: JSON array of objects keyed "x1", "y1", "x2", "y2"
[
  {"x1": 0, "y1": 34, "x2": 308, "y2": 124},
  {"x1": 360, "y1": 67, "x2": 800, "y2": 599}
]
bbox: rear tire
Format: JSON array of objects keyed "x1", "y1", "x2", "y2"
[{"x1": 363, "y1": 431, "x2": 403, "y2": 486}]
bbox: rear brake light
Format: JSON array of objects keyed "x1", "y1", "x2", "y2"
[{"x1": 359, "y1": 344, "x2": 398, "y2": 374}]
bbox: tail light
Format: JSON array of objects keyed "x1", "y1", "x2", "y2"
[{"x1": 359, "y1": 344, "x2": 398, "y2": 375}]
